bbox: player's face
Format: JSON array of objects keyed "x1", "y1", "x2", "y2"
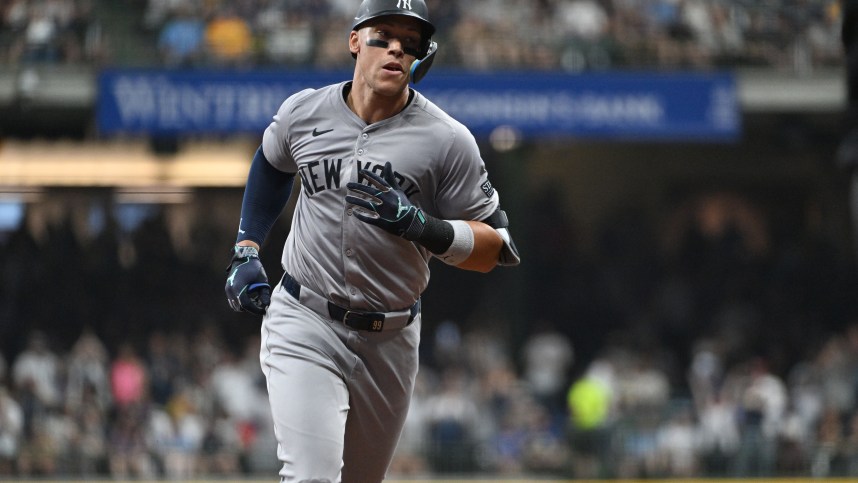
[{"x1": 351, "y1": 16, "x2": 423, "y2": 97}]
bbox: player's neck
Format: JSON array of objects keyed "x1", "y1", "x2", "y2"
[{"x1": 346, "y1": 82, "x2": 411, "y2": 125}]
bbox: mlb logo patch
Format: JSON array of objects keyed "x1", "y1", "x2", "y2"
[{"x1": 481, "y1": 180, "x2": 495, "y2": 198}]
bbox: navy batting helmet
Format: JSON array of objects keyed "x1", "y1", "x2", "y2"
[
  {"x1": 351, "y1": 0, "x2": 438, "y2": 83},
  {"x1": 352, "y1": 0, "x2": 436, "y2": 40}
]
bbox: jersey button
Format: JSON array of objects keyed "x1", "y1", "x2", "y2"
[
  {"x1": 362, "y1": 133, "x2": 368, "y2": 139},
  {"x1": 345, "y1": 249, "x2": 353, "y2": 257},
  {"x1": 346, "y1": 209, "x2": 353, "y2": 216},
  {"x1": 357, "y1": 149, "x2": 364, "y2": 155},
  {"x1": 350, "y1": 288, "x2": 357, "y2": 295}
]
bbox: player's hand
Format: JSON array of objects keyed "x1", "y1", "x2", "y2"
[
  {"x1": 225, "y1": 245, "x2": 271, "y2": 315},
  {"x1": 346, "y1": 162, "x2": 426, "y2": 240}
]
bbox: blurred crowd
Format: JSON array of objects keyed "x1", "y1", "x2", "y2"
[
  {"x1": 0, "y1": 0, "x2": 106, "y2": 64},
  {"x1": 1, "y1": 283, "x2": 858, "y2": 479},
  {"x1": 0, "y1": 0, "x2": 846, "y2": 71},
  {"x1": 0, "y1": 327, "x2": 274, "y2": 479},
  {"x1": 0, "y1": 182, "x2": 856, "y2": 478}
]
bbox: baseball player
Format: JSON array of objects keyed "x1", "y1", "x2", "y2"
[{"x1": 224, "y1": 0, "x2": 520, "y2": 481}]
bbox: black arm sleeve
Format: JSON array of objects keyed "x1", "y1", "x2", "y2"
[{"x1": 236, "y1": 146, "x2": 295, "y2": 245}]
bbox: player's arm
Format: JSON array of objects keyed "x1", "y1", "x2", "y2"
[
  {"x1": 225, "y1": 146, "x2": 295, "y2": 314},
  {"x1": 345, "y1": 162, "x2": 517, "y2": 273},
  {"x1": 458, "y1": 202, "x2": 522, "y2": 271},
  {"x1": 236, "y1": 145, "x2": 295, "y2": 246},
  {"x1": 449, "y1": 220, "x2": 502, "y2": 273},
  {"x1": 433, "y1": 209, "x2": 518, "y2": 273}
]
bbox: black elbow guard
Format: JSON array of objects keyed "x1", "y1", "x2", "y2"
[{"x1": 483, "y1": 209, "x2": 521, "y2": 266}]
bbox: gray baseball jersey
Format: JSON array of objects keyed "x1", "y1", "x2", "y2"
[{"x1": 262, "y1": 81, "x2": 501, "y2": 311}]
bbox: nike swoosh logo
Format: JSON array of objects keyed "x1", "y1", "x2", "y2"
[{"x1": 312, "y1": 128, "x2": 334, "y2": 137}]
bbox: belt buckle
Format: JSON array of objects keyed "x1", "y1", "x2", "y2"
[{"x1": 343, "y1": 310, "x2": 385, "y2": 332}]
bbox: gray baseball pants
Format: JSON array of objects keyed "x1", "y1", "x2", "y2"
[{"x1": 260, "y1": 279, "x2": 421, "y2": 483}]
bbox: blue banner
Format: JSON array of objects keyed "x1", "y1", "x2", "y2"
[{"x1": 97, "y1": 69, "x2": 739, "y2": 141}]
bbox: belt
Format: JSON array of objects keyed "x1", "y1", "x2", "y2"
[{"x1": 280, "y1": 271, "x2": 419, "y2": 332}]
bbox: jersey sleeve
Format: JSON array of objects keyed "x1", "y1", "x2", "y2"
[
  {"x1": 433, "y1": 123, "x2": 500, "y2": 222},
  {"x1": 261, "y1": 88, "x2": 315, "y2": 173},
  {"x1": 433, "y1": 121, "x2": 521, "y2": 267}
]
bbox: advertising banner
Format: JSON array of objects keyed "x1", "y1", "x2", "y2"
[{"x1": 97, "y1": 69, "x2": 739, "y2": 141}]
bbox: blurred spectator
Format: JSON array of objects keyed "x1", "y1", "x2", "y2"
[
  {"x1": 472, "y1": 364, "x2": 527, "y2": 471},
  {"x1": 65, "y1": 327, "x2": 111, "y2": 413},
  {"x1": 480, "y1": 364, "x2": 531, "y2": 473},
  {"x1": 803, "y1": 1, "x2": 842, "y2": 67},
  {"x1": 557, "y1": 0, "x2": 609, "y2": 41},
  {"x1": 731, "y1": 357, "x2": 788, "y2": 477},
  {"x1": 811, "y1": 406, "x2": 850, "y2": 476},
  {"x1": 15, "y1": 3, "x2": 61, "y2": 62},
  {"x1": 145, "y1": 330, "x2": 183, "y2": 407},
  {"x1": 208, "y1": 342, "x2": 269, "y2": 470},
  {"x1": 787, "y1": 361, "x2": 825, "y2": 441},
  {"x1": 816, "y1": 335, "x2": 856, "y2": 414},
  {"x1": 209, "y1": 346, "x2": 264, "y2": 424},
  {"x1": 107, "y1": 403, "x2": 156, "y2": 479},
  {"x1": 70, "y1": 403, "x2": 108, "y2": 476},
  {"x1": 614, "y1": 404, "x2": 661, "y2": 478},
  {"x1": 555, "y1": 0, "x2": 613, "y2": 71},
  {"x1": 431, "y1": 319, "x2": 464, "y2": 369},
  {"x1": 197, "y1": 403, "x2": 243, "y2": 476},
  {"x1": 148, "y1": 388, "x2": 205, "y2": 479},
  {"x1": 520, "y1": 323, "x2": 574, "y2": 417},
  {"x1": 566, "y1": 358, "x2": 615, "y2": 478},
  {"x1": 157, "y1": 5, "x2": 205, "y2": 67},
  {"x1": 776, "y1": 402, "x2": 812, "y2": 476},
  {"x1": 12, "y1": 331, "x2": 61, "y2": 410},
  {"x1": 688, "y1": 338, "x2": 725, "y2": 409},
  {"x1": 490, "y1": 386, "x2": 570, "y2": 476},
  {"x1": 424, "y1": 367, "x2": 480, "y2": 473},
  {"x1": 0, "y1": 386, "x2": 23, "y2": 475},
  {"x1": 707, "y1": 2, "x2": 745, "y2": 65},
  {"x1": 110, "y1": 342, "x2": 148, "y2": 409},
  {"x1": 518, "y1": 403, "x2": 570, "y2": 475},
  {"x1": 16, "y1": 409, "x2": 59, "y2": 476},
  {"x1": 655, "y1": 404, "x2": 702, "y2": 477},
  {"x1": 204, "y1": 6, "x2": 254, "y2": 67},
  {"x1": 696, "y1": 390, "x2": 740, "y2": 476},
  {"x1": 616, "y1": 352, "x2": 671, "y2": 413},
  {"x1": 257, "y1": 7, "x2": 314, "y2": 65}
]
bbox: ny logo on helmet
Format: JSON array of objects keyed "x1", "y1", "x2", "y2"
[{"x1": 397, "y1": 0, "x2": 412, "y2": 10}]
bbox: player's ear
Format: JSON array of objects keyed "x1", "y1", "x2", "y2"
[{"x1": 349, "y1": 30, "x2": 361, "y2": 58}]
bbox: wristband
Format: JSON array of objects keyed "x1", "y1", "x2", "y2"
[
  {"x1": 435, "y1": 220, "x2": 474, "y2": 266},
  {"x1": 233, "y1": 245, "x2": 260, "y2": 260}
]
